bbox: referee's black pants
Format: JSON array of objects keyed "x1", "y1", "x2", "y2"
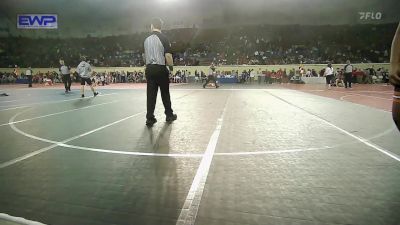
[
  {"x1": 145, "y1": 65, "x2": 173, "y2": 120},
  {"x1": 27, "y1": 75, "x2": 32, "y2": 87},
  {"x1": 62, "y1": 74, "x2": 71, "y2": 91},
  {"x1": 344, "y1": 72, "x2": 352, "y2": 88}
]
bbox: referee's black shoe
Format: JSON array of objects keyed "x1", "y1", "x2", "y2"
[
  {"x1": 146, "y1": 118, "x2": 157, "y2": 127},
  {"x1": 166, "y1": 114, "x2": 177, "y2": 123}
]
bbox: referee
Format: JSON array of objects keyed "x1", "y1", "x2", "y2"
[
  {"x1": 144, "y1": 18, "x2": 177, "y2": 127},
  {"x1": 59, "y1": 60, "x2": 72, "y2": 93},
  {"x1": 25, "y1": 67, "x2": 33, "y2": 87},
  {"x1": 343, "y1": 60, "x2": 353, "y2": 89}
]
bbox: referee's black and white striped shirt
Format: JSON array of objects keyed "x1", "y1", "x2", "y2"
[{"x1": 144, "y1": 31, "x2": 171, "y2": 66}]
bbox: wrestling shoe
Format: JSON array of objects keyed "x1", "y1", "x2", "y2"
[
  {"x1": 146, "y1": 118, "x2": 157, "y2": 127},
  {"x1": 166, "y1": 114, "x2": 177, "y2": 123}
]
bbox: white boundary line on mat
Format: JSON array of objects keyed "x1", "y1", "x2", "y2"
[
  {"x1": 1, "y1": 91, "x2": 196, "y2": 168},
  {"x1": 0, "y1": 100, "x2": 119, "y2": 127},
  {"x1": 176, "y1": 93, "x2": 230, "y2": 225},
  {"x1": 0, "y1": 213, "x2": 46, "y2": 225},
  {"x1": 0, "y1": 92, "x2": 117, "y2": 111},
  {"x1": 58, "y1": 144, "x2": 204, "y2": 158},
  {"x1": 4, "y1": 97, "x2": 394, "y2": 159},
  {"x1": 0, "y1": 110, "x2": 145, "y2": 169},
  {"x1": 266, "y1": 90, "x2": 400, "y2": 162},
  {"x1": 337, "y1": 92, "x2": 392, "y2": 101}
]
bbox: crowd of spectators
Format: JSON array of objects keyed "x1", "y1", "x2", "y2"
[
  {"x1": 190, "y1": 65, "x2": 390, "y2": 85},
  {"x1": 0, "y1": 72, "x2": 16, "y2": 84},
  {"x1": 0, "y1": 23, "x2": 396, "y2": 68},
  {"x1": 89, "y1": 71, "x2": 146, "y2": 85},
  {"x1": 0, "y1": 69, "x2": 190, "y2": 85},
  {"x1": 331, "y1": 66, "x2": 390, "y2": 85},
  {"x1": 0, "y1": 70, "x2": 60, "y2": 85},
  {"x1": 187, "y1": 23, "x2": 396, "y2": 66},
  {"x1": 0, "y1": 64, "x2": 390, "y2": 86}
]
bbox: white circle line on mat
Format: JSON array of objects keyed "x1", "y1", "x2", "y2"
[{"x1": 10, "y1": 112, "x2": 395, "y2": 158}]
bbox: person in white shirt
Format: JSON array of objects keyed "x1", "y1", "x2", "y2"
[
  {"x1": 43, "y1": 75, "x2": 53, "y2": 86},
  {"x1": 305, "y1": 69, "x2": 311, "y2": 77},
  {"x1": 76, "y1": 56, "x2": 98, "y2": 98},
  {"x1": 203, "y1": 64, "x2": 219, "y2": 88},
  {"x1": 249, "y1": 69, "x2": 256, "y2": 83},
  {"x1": 25, "y1": 67, "x2": 33, "y2": 87},
  {"x1": 299, "y1": 67, "x2": 305, "y2": 77},
  {"x1": 324, "y1": 63, "x2": 334, "y2": 89},
  {"x1": 59, "y1": 60, "x2": 72, "y2": 93}
]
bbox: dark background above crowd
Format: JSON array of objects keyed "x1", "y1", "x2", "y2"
[{"x1": 0, "y1": 23, "x2": 397, "y2": 68}]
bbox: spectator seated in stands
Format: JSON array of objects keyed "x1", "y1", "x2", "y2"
[
  {"x1": 43, "y1": 76, "x2": 53, "y2": 86},
  {"x1": 353, "y1": 69, "x2": 365, "y2": 84},
  {"x1": 335, "y1": 73, "x2": 344, "y2": 87}
]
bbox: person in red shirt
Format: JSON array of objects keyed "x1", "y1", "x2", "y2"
[
  {"x1": 264, "y1": 70, "x2": 271, "y2": 84},
  {"x1": 276, "y1": 69, "x2": 283, "y2": 83},
  {"x1": 354, "y1": 69, "x2": 364, "y2": 84},
  {"x1": 270, "y1": 70, "x2": 277, "y2": 83}
]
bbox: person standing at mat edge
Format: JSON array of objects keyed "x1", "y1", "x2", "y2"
[
  {"x1": 390, "y1": 23, "x2": 400, "y2": 131},
  {"x1": 343, "y1": 60, "x2": 353, "y2": 89},
  {"x1": 144, "y1": 18, "x2": 177, "y2": 127},
  {"x1": 60, "y1": 60, "x2": 72, "y2": 93},
  {"x1": 25, "y1": 67, "x2": 33, "y2": 87},
  {"x1": 324, "y1": 63, "x2": 334, "y2": 89},
  {"x1": 76, "y1": 56, "x2": 98, "y2": 98},
  {"x1": 203, "y1": 63, "x2": 219, "y2": 88}
]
